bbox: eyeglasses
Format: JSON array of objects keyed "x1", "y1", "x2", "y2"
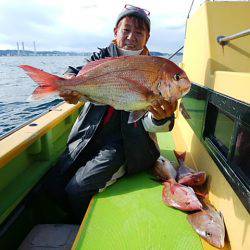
[{"x1": 124, "y1": 4, "x2": 150, "y2": 16}]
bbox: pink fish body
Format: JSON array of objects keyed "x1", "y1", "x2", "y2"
[
  {"x1": 19, "y1": 56, "x2": 190, "y2": 122},
  {"x1": 188, "y1": 203, "x2": 225, "y2": 248},
  {"x1": 174, "y1": 151, "x2": 206, "y2": 186},
  {"x1": 162, "y1": 181, "x2": 202, "y2": 211},
  {"x1": 178, "y1": 172, "x2": 207, "y2": 186},
  {"x1": 153, "y1": 155, "x2": 177, "y2": 181}
]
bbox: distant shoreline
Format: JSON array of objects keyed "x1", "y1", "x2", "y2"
[{"x1": 0, "y1": 50, "x2": 183, "y2": 57}]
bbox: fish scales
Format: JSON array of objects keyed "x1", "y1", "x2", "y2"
[
  {"x1": 78, "y1": 56, "x2": 168, "y2": 89},
  {"x1": 162, "y1": 181, "x2": 203, "y2": 211},
  {"x1": 70, "y1": 75, "x2": 155, "y2": 110}
]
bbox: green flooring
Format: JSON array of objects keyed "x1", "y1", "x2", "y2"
[
  {"x1": 157, "y1": 132, "x2": 177, "y2": 162},
  {"x1": 75, "y1": 132, "x2": 203, "y2": 250}
]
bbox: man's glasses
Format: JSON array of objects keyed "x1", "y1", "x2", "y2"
[{"x1": 124, "y1": 4, "x2": 150, "y2": 16}]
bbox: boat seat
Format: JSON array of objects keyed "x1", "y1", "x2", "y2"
[{"x1": 18, "y1": 224, "x2": 79, "y2": 250}]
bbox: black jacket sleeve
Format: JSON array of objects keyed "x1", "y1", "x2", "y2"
[{"x1": 63, "y1": 47, "x2": 110, "y2": 76}]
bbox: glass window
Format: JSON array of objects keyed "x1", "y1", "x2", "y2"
[{"x1": 212, "y1": 112, "x2": 234, "y2": 156}]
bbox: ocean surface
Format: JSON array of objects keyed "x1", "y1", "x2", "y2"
[{"x1": 0, "y1": 55, "x2": 182, "y2": 138}]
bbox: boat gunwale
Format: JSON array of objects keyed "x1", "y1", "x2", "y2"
[{"x1": 0, "y1": 102, "x2": 83, "y2": 168}]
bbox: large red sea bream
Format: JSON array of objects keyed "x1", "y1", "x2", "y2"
[{"x1": 20, "y1": 55, "x2": 191, "y2": 122}]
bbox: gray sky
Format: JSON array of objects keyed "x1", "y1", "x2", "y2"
[{"x1": 0, "y1": 0, "x2": 206, "y2": 53}]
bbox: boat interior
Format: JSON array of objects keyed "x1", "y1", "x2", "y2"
[{"x1": 0, "y1": 1, "x2": 249, "y2": 249}]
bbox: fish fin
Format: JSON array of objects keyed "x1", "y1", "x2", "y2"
[
  {"x1": 168, "y1": 181, "x2": 176, "y2": 195},
  {"x1": 168, "y1": 178, "x2": 177, "y2": 184},
  {"x1": 26, "y1": 89, "x2": 59, "y2": 101},
  {"x1": 78, "y1": 57, "x2": 120, "y2": 76},
  {"x1": 174, "y1": 150, "x2": 186, "y2": 164},
  {"x1": 194, "y1": 191, "x2": 207, "y2": 199},
  {"x1": 20, "y1": 65, "x2": 64, "y2": 100},
  {"x1": 162, "y1": 182, "x2": 171, "y2": 205},
  {"x1": 117, "y1": 76, "x2": 155, "y2": 100},
  {"x1": 128, "y1": 110, "x2": 147, "y2": 123}
]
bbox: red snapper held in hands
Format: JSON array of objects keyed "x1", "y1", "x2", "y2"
[{"x1": 20, "y1": 55, "x2": 191, "y2": 123}]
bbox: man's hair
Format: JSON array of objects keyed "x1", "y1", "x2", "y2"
[{"x1": 115, "y1": 15, "x2": 150, "y2": 33}]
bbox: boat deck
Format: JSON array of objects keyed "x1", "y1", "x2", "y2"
[{"x1": 72, "y1": 132, "x2": 222, "y2": 250}]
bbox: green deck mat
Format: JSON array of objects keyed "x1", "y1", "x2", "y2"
[
  {"x1": 74, "y1": 132, "x2": 203, "y2": 250},
  {"x1": 157, "y1": 132, "x2": 176, "y2": 162}
]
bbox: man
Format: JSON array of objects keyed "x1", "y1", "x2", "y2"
[{"x1": 48, "y1": 5, "x2": 177, "y2": 222}]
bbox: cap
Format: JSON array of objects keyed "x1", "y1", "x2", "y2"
[{"x1": 115, "y1": 5, "x2": 150, "y2": 32}]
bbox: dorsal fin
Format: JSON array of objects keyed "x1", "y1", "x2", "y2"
[{"x1": 78, "y1": 57, "x2": 121, "y2": 76}]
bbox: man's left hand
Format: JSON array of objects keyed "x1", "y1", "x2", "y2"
[{"x1": 148, "y1": 100, "x2": 177, "y2": 120}]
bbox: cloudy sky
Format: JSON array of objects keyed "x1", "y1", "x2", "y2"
[{"x1": 0, "y1": 0, "x2": 207, "y2": 53}]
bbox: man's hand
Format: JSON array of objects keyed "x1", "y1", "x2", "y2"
[
  {"x1": 148, "y1": 100, "x2": 177, "y2": 120},
  {"x1": 60, "y1": 73, "x2": 81, "y2": 104},
  {"x1": 59, "y1": 90, "x2": 81, "y2": 105}
]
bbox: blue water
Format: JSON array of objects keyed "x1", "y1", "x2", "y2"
[
  {"x1": 0, "y1": 55, "x2": 182, "y2": 138},
  {"x1": 0, "y1": 56, "x2": 87, "y2": 137}
]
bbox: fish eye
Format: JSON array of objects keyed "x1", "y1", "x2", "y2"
[
  {"x1": 173, "y1": 73, "x2": 181, "y2": 81},
  {"x1": 205, "y1": 231, "x2": 212, "y2": 237}
]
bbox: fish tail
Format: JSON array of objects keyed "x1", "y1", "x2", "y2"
[
  {"x1": 174, "y1": 150, "x2": 186, "y2": 164},
  {"x1": 19, "y1": 65, "x2": 64, "y2": 99},
  {"x1": 194, "y1": 191, "x2": 207, "y2": 199}
]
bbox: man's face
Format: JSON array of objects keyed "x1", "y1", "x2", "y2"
[{"x1": 114, "y1": 16, "x2": 150, "y2": 51}]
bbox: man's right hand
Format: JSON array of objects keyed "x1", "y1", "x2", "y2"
[{"x1": 60, "y1": 73, "x2": 81, "y2": 104}]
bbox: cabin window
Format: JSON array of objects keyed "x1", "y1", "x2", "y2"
[
  {"x1": 204, "y1": 101, "x2": 235, "y2": 159},
  {"x1": 212, "y1": 112, "x2": 234, "y2": 157}
]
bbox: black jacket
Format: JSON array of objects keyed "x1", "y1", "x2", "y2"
[{"x1": 62, "y1": 43, "x2": 174, "y2": 174}]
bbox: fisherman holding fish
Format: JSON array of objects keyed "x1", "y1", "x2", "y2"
[{"x1": 21, "y1": 5, "x2": 191, "y2": 222}]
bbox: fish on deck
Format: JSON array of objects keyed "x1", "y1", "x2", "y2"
[
  {"x1": 153, "y1": 155, "x2": 177, "y2": 182},
  {"x1": 162, "y1": 181, "x2": 203, "y2": 211},
  {"x1": 20, "y1": 55, "x2": 191, "y2": 123},
  {"x1": 174, "y1": 151, "x2": 207, "y2": 187},
  {"x1": 187, "y1": 202, "x2": 225, "y2": 248}
]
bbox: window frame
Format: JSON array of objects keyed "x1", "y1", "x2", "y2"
[{"x1": 180, "y1": 83, "x2": 250, "y2": 212}]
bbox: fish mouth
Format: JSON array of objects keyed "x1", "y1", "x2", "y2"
[{"x1": 182, "y1": 86, "x2": 191, "y2": 96}]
